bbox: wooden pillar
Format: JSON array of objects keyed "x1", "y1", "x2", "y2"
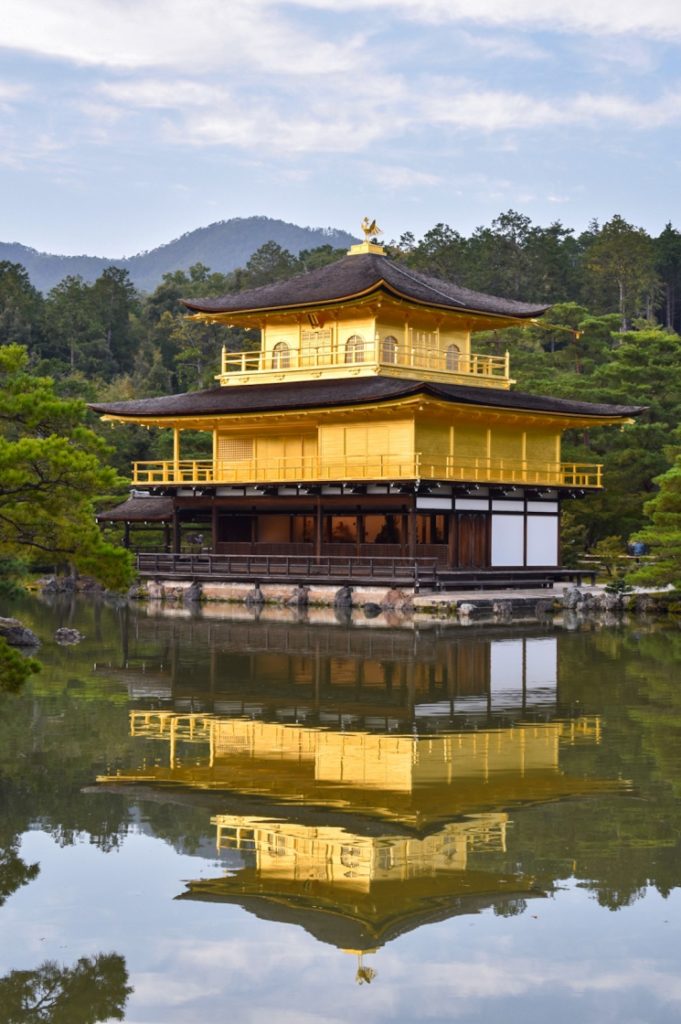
[
  {"x1": 212, "y1": 505, "x2": 218, "y2": 553},
  {"x1": 448, "y1": 513, "x2": 457, "y2": 568},
  {"x1": 163, "y1": 521, "x2": 171, "y2": 553},
  {"x1": 407, "y1": 498, "x2": 417, "y2": 559},
  {"x1": 172, "y1": 507, "x2": 181, "y2": 553},
  {"x1": 123, "y1": 522, "x2": 130, "y2": 549},
  {"x1": 315, "y1": 495, "x2": 322, "y2": 559}
]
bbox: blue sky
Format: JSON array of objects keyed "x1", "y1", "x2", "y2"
[{"x1": 1, "y1": 0, "x2": 681, "y2": 256}]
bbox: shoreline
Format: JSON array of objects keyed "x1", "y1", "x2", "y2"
[{"x1": 31, "y1": 577, "x2": 679, "y2": 631}]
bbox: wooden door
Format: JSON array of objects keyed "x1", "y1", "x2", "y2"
[{"x1": 456, "y1": 513, "x2": 489, "y2": 569}]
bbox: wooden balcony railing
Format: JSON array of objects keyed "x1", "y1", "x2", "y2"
[
  {"x1": 218, "y1": 342, "x2": 510, "y2": 385},
  {"x1": 136, "y1": 551, "x2": 439, "y2": 590},
  {"x1": 132, "y1": 453, "x2": 603, "y2": 488}
]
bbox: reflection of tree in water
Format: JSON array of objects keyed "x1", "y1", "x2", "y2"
[
  {"x1": 0, "y1": 836, "x2": 39, "y2": 907},
  {"x1": 493, "y1": 898, "x2": 527, "y2": 918},
  {"x1": 0, "y1": 953, "x2": 132, "y2": 1024}
]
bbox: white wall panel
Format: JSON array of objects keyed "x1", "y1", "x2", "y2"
[
  {"x1": 491, "y1": 514, "x2": 524, "y2": 566},
  {"x1": 526, "y1": 516, "x2": 558, "y2": 566},
  {"x1": 527, "y1": 501, "x2": 558, "y2": 513},
  {"x1": 416, "y1": 497, "x2": 452, "y2": 510},
  {"x1": 455, "y1": 498, "x2": 489, "y2": 511},
  {"x1": 492, "y1": 500, "x2": 524, "y2": 511}
]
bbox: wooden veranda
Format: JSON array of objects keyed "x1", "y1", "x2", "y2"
[{"x1": 135, "y1": 552, "x2": 597, "y2": 591}]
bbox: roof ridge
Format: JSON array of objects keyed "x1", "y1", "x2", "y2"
[{"x1": 384, "y1": 259, "x2": 468, "y2": 307}]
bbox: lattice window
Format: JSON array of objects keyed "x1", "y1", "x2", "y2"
[
  {"x1": 218, "y1": 436, "x2": 254, "y2": 461},
  {"x1": 446, "y1": 343, "x2": 460, "y2": 371},
  {"x1": 301, "y1": 328, "x2": 332, "y2": 345},
  {"x1": 345, "y1": 334, "x2": 365, "y2": 363},
  {"x1": 381, "y1": 335, "x2": 398, "y2": 363},
  {"x1": 271, "y1": 341, "x2": 291, "y2": 369}
]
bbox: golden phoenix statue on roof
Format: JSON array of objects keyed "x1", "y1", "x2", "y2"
[{"x1": 361, "y1": 217, "x2": 383, "y2": 241}]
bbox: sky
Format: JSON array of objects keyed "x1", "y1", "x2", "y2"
[{"x1": 1, "y1": 0, "x2": 681, "y2": 257}]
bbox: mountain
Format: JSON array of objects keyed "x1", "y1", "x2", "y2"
[{"x1": 0, "y1": 216, "x2": 358, "y2": 294}]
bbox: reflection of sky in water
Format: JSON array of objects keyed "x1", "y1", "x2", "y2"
[{"x1": 4, "y1": 830, "x2": 681, "y2": 1024}]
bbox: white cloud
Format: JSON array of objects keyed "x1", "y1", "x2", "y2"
[
  {"x1": 421, "y1": 84, "x2": 681, "y2": 133},
  {"x1": 291, "y1": 0, "x2": 681, "y2": 40},
  {"x1": 0, "y1": 81, "x2": 30, "y2": 111},
  {"x1": 375, "y1": 166, "x2": 443, "y2": 188},
  {"x1": 455, "y1": 29, "x2": 549, "y2": 61},
  {"x1": 0, "y1": 132, "x2": 66, "y2": 170},
  {"x1": 87, "y1": 69, "x2": 681, "y2": 158},
  {"x1": 0, "y1": 1, "x2": 365, "y2": 75},
  {"x1": 98, "y1": 79, "x2": 228, "y2": 109}
]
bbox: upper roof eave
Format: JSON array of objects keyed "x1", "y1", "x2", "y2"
[
  {"x1": 184, "y1": 280, "x2": 550, "y2": 323},
  {"x1": 180, "y1": 252, "x2": 550, "y2": 322}
]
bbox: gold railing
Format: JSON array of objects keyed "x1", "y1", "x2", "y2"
[
  {"x1": 219, "y1": 342, "x2": 510, "y2": 382},
  {"x1": 132, "y1": 453, "x2": 603, "y2": 488}
]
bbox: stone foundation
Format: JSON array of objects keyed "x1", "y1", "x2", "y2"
[
  {"x1": 131, "y1": 579, "x2": 414, "y2": 611},
  {"x1": 127, "y1": 578, "x2": 680, "y2": 628}
]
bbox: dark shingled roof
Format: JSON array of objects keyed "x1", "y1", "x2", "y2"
[
  {"x1": 96, "y1": 496, "x2": 174, "y2": 522},
  {"x1": 181, "y1": 252, "x2": 550, "y2": 319},
  {"x1": 90, "y1": 376, "x2": 645, "y2": 421}
]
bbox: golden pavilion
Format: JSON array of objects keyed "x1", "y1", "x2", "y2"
[{"x1": 93, "y1": 225, "x2": 643, "y2": 582}]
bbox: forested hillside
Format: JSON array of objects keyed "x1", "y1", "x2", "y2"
[
  {"x1": 2, "y1": 208, "x2": 681, "y2": 557},
  {"x1": 0, "y1": 216, "x2": 357, "y2": 293}
]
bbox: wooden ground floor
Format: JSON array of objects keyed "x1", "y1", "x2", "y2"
[{"x1": 114, "y1": 486, "x2": 566, "y2": 572}]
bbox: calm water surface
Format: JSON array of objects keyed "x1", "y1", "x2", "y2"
[{"x1": 1, "y1": 595, "x2": 681, "y2": 1023}]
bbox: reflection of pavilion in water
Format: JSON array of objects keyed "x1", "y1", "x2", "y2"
[
  {"x1": 117, "y1": 616, "x2": 569, "y2": 730},
  {"x1": 97, "y1": 619, "x2": 621, "y2": 968},
  {"x1": 119, "y1": 709, "x2": 603, "y2": 825},
  {"x1": 179, "y1": 812, "x2": 544, "y2": 957},
  {"x1": 98, "y1": 708, "x2": 615, "y2": 959}
]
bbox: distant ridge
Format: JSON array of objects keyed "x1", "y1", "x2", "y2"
[{"x1": 0, "y1": 216, "x2": 358, "y2": 293}]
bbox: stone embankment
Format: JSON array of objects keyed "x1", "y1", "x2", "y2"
[{"x1": 124, "y1": 579, "x2": 678, "y2": 625}]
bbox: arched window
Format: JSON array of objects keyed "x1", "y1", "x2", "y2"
[
  {"x1": 272, "y1": 341, "x2": 291, "y2": 369},
  {"x1": 381, "y1": 335, "x2": 398, "y2": 364},
  {"x1": 445, "y1": 343, "x2": 460, "y2": 371},
  {"x1": 345, "y1": 334, "x2": 365, "y2": 363}
]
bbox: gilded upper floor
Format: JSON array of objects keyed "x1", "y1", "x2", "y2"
[
  {"x1": 183, "y1": 241, "x2": 549, "y2": 390},
  {"x1": 92, "y1": 378, "x2": 643, "y2": 490}
]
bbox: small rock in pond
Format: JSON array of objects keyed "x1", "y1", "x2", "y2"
[
  {"x1": 54, "y1": 627, "x2": 84, "y2": 645},
  {"x1": 0, "y1": 617, "x2": 40, "y2": 647},
  {"x1": 363, "y1": 603, "x2": 382, "y2": 618}
]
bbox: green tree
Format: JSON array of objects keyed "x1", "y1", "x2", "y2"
[
  {"x1": 241, "y1": 241, "x2": 298, "y2": 288},
  {"x1": 0, "y1": 638, "x2": 40, "y2": 693},
  {"x1": 42, "y1": 276, "x2": 103, "y2": 375},
  {"x1": 0, "y1": 344, "x2": 133, "y2": 589},
  {"x1": 90, "y1": 267, "x2": 139, "y2": 375},
  {"x1": 466, "y1": 210, "x2": 533, "y2": 298},
  {"x1": 0, "y1": 262, "x2": 44, "y2": 349},
  {"x1": 585, "y1": 215, "x2": 658, "y2": 330},
  {"x1": 654, "y1": 222, "x2": 681, "y2": 331},
  {"x1": 629, "y1": 456, "x2": 681, "y2": 589},
  {"x1": 404, "y1": 223, "x2": 466, "y2": 281}
]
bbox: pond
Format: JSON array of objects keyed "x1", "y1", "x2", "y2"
[{"x1": 1, "y1": 594, "x2": 681, "y2": 1023}]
